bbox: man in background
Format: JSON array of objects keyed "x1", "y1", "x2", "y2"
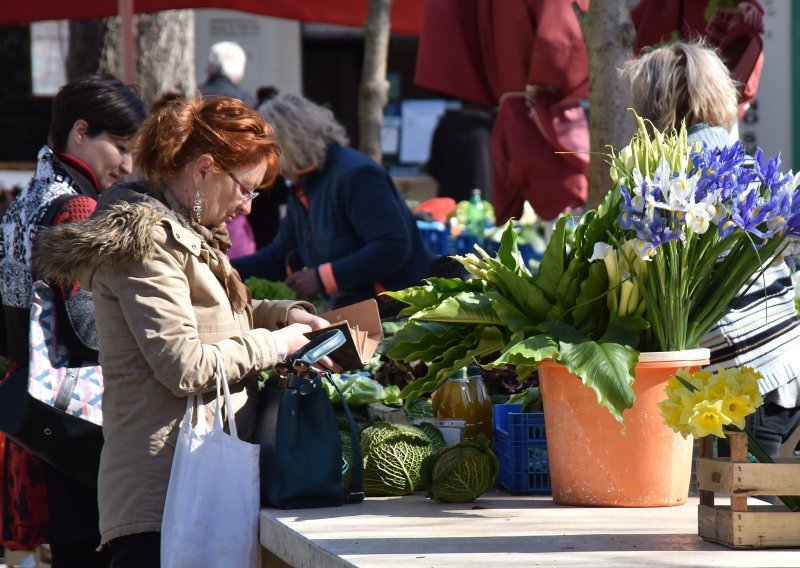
[{"x1": 199, "y1": 41, "x2": 256, "y2": 108}]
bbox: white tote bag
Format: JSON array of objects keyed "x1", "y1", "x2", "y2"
[{"x1": 161, "y1": 348, "x2": 260, "y2": 568}]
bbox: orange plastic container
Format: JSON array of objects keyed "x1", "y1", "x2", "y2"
[
  {"x1": 538, "y1": 349, "x2": 709, "y2": 507},
  {"x1": 431, "y1": 375, "x2": 493, "y2": 441}
]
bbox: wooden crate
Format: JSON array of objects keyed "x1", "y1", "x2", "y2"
[{"x1": 697, "y1": 433, "x2": 800, "y2": 549}]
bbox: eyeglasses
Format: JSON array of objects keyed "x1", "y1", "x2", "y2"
[{"x1": 228, "y1": 172, "x2": 261, "y2": 204}]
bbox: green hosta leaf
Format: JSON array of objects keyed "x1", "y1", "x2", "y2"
[
  {"x1": 536, "y1": 216, "x2": 567, "y2": 302},
  {"x1": 487, "y1": 334, "x2": 558, "y2": 368},
  {"x1": 400, "y1": 326, "x2": 505, "y2": 403},
  {"x1": 546, "y1": 302, "x2": 565, "y2": 322},
  {"x1": 479, "y1": 257, "x2": 550, "y2": 321},
  {"x1": 602, "y1": 316, "x2": 650, "y2": 347},
  {"x1": 427, "y1": 276, "x2": 485, "y2": 294},
  {"x1": 486, "y1": 290, "x2": 534, "y2": 332},
  {"x1": 384, "y1": 277, "x2": 480, "y2": 315},
  {"x1": 553, "y1": 254, "x2": 585, "y2": 322},
  {"x1": 388, "y1": 320, "x2": 478, "y2": 362},
  {"x1": 555, "y1": 338, "x2": 638, "y2": 424},
  {"x1": 571, "y1": 209, "x2": 595, "y2": 256},
  {"x1": 514, "y1": 364, "x2": 537, "y2": 381},
  {"x1": 536, "y1": 320, "x2": 586, "y2": 344},
  {"x1": 580, "y1": 188, "x2": 622, "y2": 260},
  {"x1": 383, "y1": 284, "x2": 445, "y2": 315},
  {"x1": 572, "y1": 261, "x2": 611, "y2": 327},
  {"x1": 495, "y1": 221, "x2": 529, "y2": 275},
  {"x1": 412, "y1": 292, "x2": 503, "y2": 325},
  {"x1": 388, "y1": 321, "x2": 483, "y2": 362}
]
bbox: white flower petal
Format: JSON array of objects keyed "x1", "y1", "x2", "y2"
[{"x1": 589, "y1": 242, "x2": 613, "y2": 262}]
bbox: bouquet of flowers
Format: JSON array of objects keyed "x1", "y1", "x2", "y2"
[
  {"x1": 658, "y1": 365, "x2": 800, "y2": 511},
  {"x1": 596, "y1": 114, "x2": 800, "y2": 351},
  {"x1": 658, "y1": 366, "x2": 762, "y2": 440}
]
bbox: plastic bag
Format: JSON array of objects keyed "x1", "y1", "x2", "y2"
[{"x1": 161, "y1": 348, "x2": 260, "y2": 568}]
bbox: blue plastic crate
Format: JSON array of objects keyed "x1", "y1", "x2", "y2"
[
  {"x1": 416, "y1": 220, "x2": 452, "y2": 256},
  {"x1": 493, "y1": 404, "x2": 550, "y2": 494}
]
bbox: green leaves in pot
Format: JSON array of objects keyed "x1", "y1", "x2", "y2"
[{"x1": 386, "y1": 205, "x2": 648, "y2": 424}]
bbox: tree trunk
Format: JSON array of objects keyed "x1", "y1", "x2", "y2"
[
  {"x1": 66, "y1": 20, "x2": 107, "y2": 82},
  {"x1": 358, "y1": 0, "x2": 392, "y2": 164},
  {"x1": 69, "y1": 10, "x2": 195, "y2": 110},
  {"x1": 135, "y1": 11, "x2": 195, "y2": 109},
  {"x1": 578, "y1": 0, "x2": 637, "y2": 208}
]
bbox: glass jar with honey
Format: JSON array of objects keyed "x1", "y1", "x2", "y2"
[{"x1": 431, "y1": 366, "x2": 493, "y2": 441}]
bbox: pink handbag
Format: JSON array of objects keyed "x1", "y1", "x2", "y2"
[{"x1": 26, "y1": 280, "x2": 103, "y2": 426}]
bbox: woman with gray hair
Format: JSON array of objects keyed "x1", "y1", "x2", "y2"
[
  {"x1": 621, "y1": 40, "x2": 800, "y2": 462},
  {"x1": 233, "y1": 93, "x2": 436, "y2": 316}
]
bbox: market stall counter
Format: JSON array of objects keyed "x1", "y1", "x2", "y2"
[{"x1": 259, "y1": 492, "x2": 799, "y2": 567}]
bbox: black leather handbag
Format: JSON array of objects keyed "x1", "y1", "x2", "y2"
[
  {"x1": 255, "y1": 329, "x2": 365, "y2": 508},
  {"x1": 0, "y1": 362, "x2": 103, "y2": 489}
]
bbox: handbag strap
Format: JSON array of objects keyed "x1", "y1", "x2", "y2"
[
  {"x1": 323, "y1": 374, "x2": 364, "y2": 504},
  {"x1": 52, "y1": 366, "x2": 79, "y2": 411},
  {"x1": 30, "y1": 281, "x2": 84, "y2": 411},
  {"x1": 212, "y1": 347, "x2": 239, "y2": 440},
  {"x1": 182, "y1": 348, "x2": 236, "y2": 439}
]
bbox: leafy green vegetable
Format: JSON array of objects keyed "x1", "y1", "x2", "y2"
[
  {"x1": 324, "y1": 374, "x2": 401, "y2": 407},
  {"x1": 245, "y1": 277, "x2": 297, "y2": 300},
  {"x1": 490, "y1": 394, "x2": 510, "y2": 406},
  {"x1": 360, "y1": 422, "x2": 437, "y2": 496},
  {"x1": 421, "y1": 433, "x2": 499, "y2": 503},
  {"x1": 414, "y1": 421, "x2": 447, "y2": 454},
  {"x1": 403, "y1": 398, "x2": 434, "y2": 421},
  {"x1": 507, "y1": 387, "x2": 542, "y2": 413},
  {"x1": 340, "y1": 430, "x2": 353, "y2": 492}
]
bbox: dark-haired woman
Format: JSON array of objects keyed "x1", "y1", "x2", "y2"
[{"x1": 0, "y1": 74, "x2": 145, "y2": 567}]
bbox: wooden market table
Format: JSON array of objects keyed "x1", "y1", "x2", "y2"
[{"x1": 259, "y1": 491, "x2": 800, "y2": 567}]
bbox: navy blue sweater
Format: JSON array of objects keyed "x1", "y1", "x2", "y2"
[{"x1": 233, "y1": 143, "x2": 434, "y2": 304}]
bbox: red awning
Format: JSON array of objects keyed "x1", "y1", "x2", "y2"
[{"x1": 0, "y1": 0, "x2": 424, "y2": 35}]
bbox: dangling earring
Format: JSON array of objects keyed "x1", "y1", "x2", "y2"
[{"x1": 193, "y1": 189, "x2": 202, "y2": 224}]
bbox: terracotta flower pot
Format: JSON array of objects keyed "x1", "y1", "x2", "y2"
[{"x1": 538, "y1": 349, "x2": 709, "y2": 507}]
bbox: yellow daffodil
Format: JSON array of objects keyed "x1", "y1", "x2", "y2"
[
  {"x1": 688, "y1": 400, "x2": 731, "y2": 438},
  {"x1": 657, "y1": 398, "x2": 690, "y2": 438},
  {"x1": 659, "y1": 366, "x2": 764, "y2": 440},
  {"x1": 720, "y1": 393, "x2": 755, "y2": 430}
]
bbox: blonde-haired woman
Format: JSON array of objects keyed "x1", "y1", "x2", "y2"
[
  {"x1": 620, "y1": 40, "x2": 739, "y2": 148},
  {"x1": 621, "y1": 41, "x2": 800, "y2": 467},
  {"x1": 34, "y1": 96, "x2": 330, "y2": 566},
  {"x1": 233, "y1": 93, "x2": 436, "y2": 316}
]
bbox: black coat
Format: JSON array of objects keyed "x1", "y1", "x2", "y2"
[
  {"x1": 426, "y1": 107, "x2": 494, "y2": 202},
  {"x1": 199, "y1": 73, "x2": 256, "y2": 108}
]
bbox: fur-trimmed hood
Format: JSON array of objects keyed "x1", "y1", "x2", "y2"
[{"x1": 34, "y1": 200, "x2": 166, "y2": 285}]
